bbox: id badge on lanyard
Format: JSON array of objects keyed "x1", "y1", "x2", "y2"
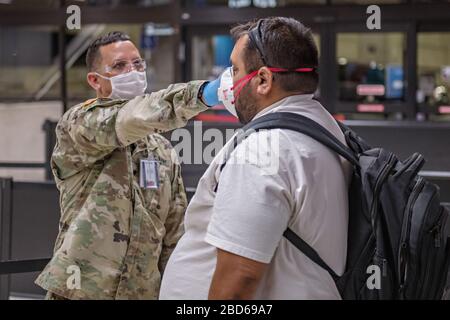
[{"x1": 139, "y1": 156, "x2": 160, "y2": 189}]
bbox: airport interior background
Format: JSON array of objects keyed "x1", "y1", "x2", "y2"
[{"x1": 0, "y1": 0, "x2": 449, "y2": 299}]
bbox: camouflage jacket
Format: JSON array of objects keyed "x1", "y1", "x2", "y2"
[{"x1": 35, "y1": 81, "x2": 208, "y2": 299}]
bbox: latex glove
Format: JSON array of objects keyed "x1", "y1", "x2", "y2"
[{"x1": 201, "y1": 76, "x2": 221, "y2": 107}]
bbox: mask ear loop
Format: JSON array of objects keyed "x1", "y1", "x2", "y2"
[
  {"x1": 93, "y1": 72, "x2": 113, "y2": 98},
  {"x1": 95, "y1": 72, "x2": 111, "y2": 80},
  {"x1": 268, "y1": 67, "x2": 315, "y2": 73},
  {"x1": 231, "y1": 67, "x2": 316, "y2": 103},
  {"x1": 231, "y1": 70, "x2": 259, "y2": 104}
]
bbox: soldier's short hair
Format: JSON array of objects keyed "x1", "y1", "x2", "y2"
[{"x1": 86, "y1": 31, "x2": 132, "y2": 71}]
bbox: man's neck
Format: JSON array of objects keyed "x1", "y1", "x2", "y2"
[{"x1": 256, "y1": 91, "x2": 305, "y2": 115}]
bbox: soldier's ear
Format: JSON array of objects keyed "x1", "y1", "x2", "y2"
[{"x1": 87, "y1": 72, "x2": 101, "y2": 91}]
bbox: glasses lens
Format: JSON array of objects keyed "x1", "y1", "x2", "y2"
[
  {"x1": 108, "y1": 59, "x2": 146, "y2": 74},
  {"x1": 134, "y1": 59, "x2": 146, "y2": 72},
  {"x1": 112, "y1": 61, "x2": 128, "y2": 73}
]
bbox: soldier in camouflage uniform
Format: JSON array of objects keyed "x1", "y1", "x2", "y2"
[{"x1": 34, "y1": 31, "x2": 219, "y2": 299}]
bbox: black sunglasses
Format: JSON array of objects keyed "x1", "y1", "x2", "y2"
[
  {"x1": 248, "y1": 19, "x2": 318, "y2": 72},
  {"x1": 248, "y1": 19, "x2": 269, "y2": 66}
]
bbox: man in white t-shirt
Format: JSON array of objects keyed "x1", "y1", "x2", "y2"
[{"x1": 159, "y1": 17, "x2": 352, "y2": 300}]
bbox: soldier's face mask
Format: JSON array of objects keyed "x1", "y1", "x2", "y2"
[{"x1": 96, "y1": 70, "x2": 147, "y2": 100}]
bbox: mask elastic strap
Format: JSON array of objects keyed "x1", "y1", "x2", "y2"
[
  {"x1": 95, "y1": 72, "x2": 111, "y2": 80},
  {"x1": 230, "y1": 67, "x2": 316, "y2": 103},
  {"x1": 268, "y1": 67, "x2": 315, "y2": 73},
  {"x1": 231, "y1": 70, "x2": 259, "y2": 103}
]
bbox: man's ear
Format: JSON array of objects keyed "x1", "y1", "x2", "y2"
[
  {"x1": 87, "y1": 72, "x2": 101, "y2": 91},
  {"x1": 255, "y1": 67, "x2": 273, "y2": 96}
]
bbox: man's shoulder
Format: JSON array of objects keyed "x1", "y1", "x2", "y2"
[
  {"x1": 75, "y1": 98, "x2": 128, "y2": 115},
  {"x1": 59, "y1": 98, "x2": 128, "y2": 126},
  {"x1": 82, "y1": 97, "x2": 128, "y2": 110},
  {"x1": 65, "y1": 98, "x2": 127, "y2": 114}
]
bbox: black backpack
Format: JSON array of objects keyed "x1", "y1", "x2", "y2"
[{"x1": 218, "y1": 112, "x2": 450, "y2": 300}]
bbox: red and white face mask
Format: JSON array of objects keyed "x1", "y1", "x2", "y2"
[{"x1": 217, "y1": 66, "x2": 315, "y2": 118}]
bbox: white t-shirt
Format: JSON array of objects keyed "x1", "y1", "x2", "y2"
[{"x1": 159, "y1": 94, "x2": 352, "y2": 300}]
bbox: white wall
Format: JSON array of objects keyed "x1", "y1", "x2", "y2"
[{"x1": 0, "y1": 101, "x2": 62, "y2": 181}]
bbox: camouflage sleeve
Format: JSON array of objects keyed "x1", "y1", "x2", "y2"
[
  {"x1": 158, "y1": 157, "x2": 187, "y2": 274},
  {"x1": 65, "y1": 103, "x2": 123, "y2": 167},
  {"x1": 45, "y1": 291, "x2": 69, "y2": 300},
  {"x1": 66, "y1": 80, "x2": 208, "y2": 164},
  {"x1": 115, "y1": 80, "x2": 209, "y2": 146}
]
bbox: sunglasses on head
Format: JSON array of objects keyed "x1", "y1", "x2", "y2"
[{"x1": 247, "y1": 19, "x2": 317, "y2": 73}]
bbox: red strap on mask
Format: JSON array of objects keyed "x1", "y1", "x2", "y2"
[{"x1": 231, "y1": 67, "x2": 315, "y2": 102}]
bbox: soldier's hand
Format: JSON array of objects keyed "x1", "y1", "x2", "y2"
[{"x1": 201, "y1": 76, "x2": 221, "y2": 107}]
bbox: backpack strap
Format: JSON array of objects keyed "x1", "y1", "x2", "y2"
[
  {"x1": 215, "y1": 112, "x2": 357, "y2": 280},
  {"x1": 240, "y1": 112, "x2": 359, "y2": 167},
  {"x1": 283, "y1": 228, "x2": 339, "y2": 280}
]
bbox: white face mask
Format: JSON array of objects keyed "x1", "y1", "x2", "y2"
[
  {"x1": 217, "y1": 67, "x2": 238, "y2": 117},
  {"x1": 96, "y1": 70, "x2": 147, "y2": 100}
]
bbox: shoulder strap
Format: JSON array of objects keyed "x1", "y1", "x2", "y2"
[
  {"x1": 81, "y1": 98, "x2": 98, "y2": 109},
  {"x1": 283, "y1": 228, "x2": 339, "y2": 280},
  {"x1": 240, "y1": 112, "x2": 359, "y2": 167}
]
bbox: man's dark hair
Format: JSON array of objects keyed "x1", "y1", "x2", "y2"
[
  {"x1": 86, "y1": 31, "x2": 131, "y2": 71},
  {"x1": 231, "y1": 17, "x2": 319, "y2": 93}
]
